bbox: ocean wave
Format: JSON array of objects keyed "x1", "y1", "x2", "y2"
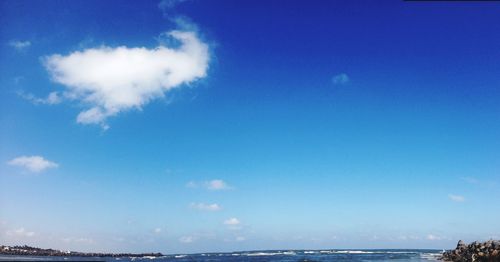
[
  {"x1": 334, "y1": 250, "x2": 375, "y2": 254},
  {"x1": 420, "y1": 252, "x2": 442, "y2": 260},
  {"x1": 245, "y1": 251, "x2": 296, "y2": 256}
]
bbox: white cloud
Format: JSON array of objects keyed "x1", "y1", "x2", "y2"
[
  {"x1": 189, "y1": 202, "x2": 222, "y2": 211},
  {"x1": 18, "y1": 91, "x2": 62, "y2": 105},
  {"x1": 186, "y1": 179, "x2": 232, "y2": 191},
  {"x1": 332, "y1": 73, "x2": 349, "y2": 85},
  {"x1": 448, "y1": 194, "x2": 465, "y2": 202},
  {"x1": 179, "y1": 235, "x2": 197, "y2": 243},
  {"x1": 6, "y1": 227, "x2": 35, "y2": 237},
  {"x1": 154, "y1": 228, "x2": 162, "y2": 233},
  {"x1": 235, "y1": 236, "x2": 246, "y2": 241},
  {"x1": 7, "y1": 155, "x2": 58, "y2": 173},
  {"x1": 461, "y1": 177, "x2": 479, "y2": 184},
  {"x1": 206, "y1": 179, "x2": 230, "y2": 190},
  {"x1": 224, "y1": 217, "x2": 240, "y2": 226},
  {"x1": 61, "y1": 237, "x2": 94, "y2": 244},
  {"x1": 44, "y1": 30, "x2": 209, "y2": 129},
  {"x1": 426, "y1": 234, "x2": 443, "y2": 241},
  {"x1": 9, "y1": 40, "x2": 31, "y2": 51},
  {"x1": 158, "y1": 0, "x2": 186, "y2": 13}
]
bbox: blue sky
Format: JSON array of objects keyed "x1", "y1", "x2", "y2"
[{"x1": 1, "y1": 0, "x2": 500, "y2": 254}]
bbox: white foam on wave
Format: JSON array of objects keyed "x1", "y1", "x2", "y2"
[
  {"x1": 245, "y1": 251, "x2": 296, "y2": 256},
  {"x1": 334, "y1": 250, "x2": 375, "y2": 254},
  {"x1": 420, "y1": 252, "x2": 442, "y2": 261}
]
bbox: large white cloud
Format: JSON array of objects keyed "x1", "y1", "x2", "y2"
[
  {"x1": 44, "y1": 30, "x2": 209, "y2": 128},
  {"x1": 7, "y1": 155, "x2": 58, "y2": 173}
]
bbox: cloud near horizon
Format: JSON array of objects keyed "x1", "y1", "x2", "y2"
[
  {"x1": 7, "y1": 155, "x2": 58, "y2": 173},
  {"x1": 179, "y1": 235, "x2": 197, "y2": 243},
  {"x1": 6, "y1": 227, "x2": 35, "y2": 238},
  {"x1": 43, "y1": 30, "x2": 210, "y2": 129}
]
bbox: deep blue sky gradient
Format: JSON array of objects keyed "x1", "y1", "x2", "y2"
[{"x1": 1, "y1": 0, "x2": 499, "y2": 254}]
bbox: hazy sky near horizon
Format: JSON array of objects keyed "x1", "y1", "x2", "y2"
[{"x1": 1, "y1": 0, "x2": 500, "y2": 254}]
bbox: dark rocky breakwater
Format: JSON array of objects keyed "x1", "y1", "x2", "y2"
[{"x1": 442, "y1": 240, "x2": 500, "y2": 261}]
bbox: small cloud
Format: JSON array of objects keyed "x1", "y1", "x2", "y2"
[
  {"x1": 235, "y1": 236, "x2": 246, "y2": 242},
  {"x1": 206, "y1": 179, "x2": 231, "y2": 190},
  {"x1": 332, "y1": 73, "x2": 349, "y2": 85},
  {"x1": 9, "y1": 40, "x2": 31, "y2": 51},
  {"x1": 426, "y1": 234, "x2": 443, "y2": 241},
  {"x1": 179, "y1": 235, "x2": 197, "y2": 243},
  {"x1": 154, "y1": 228, "x2": 162, "y2": 234},
  {"x1": 187, "y1": 179, "x2": 232, "y2": 191},
  {"x1": 224, "y1": 217, "x2": 242, "y2": 230},
  {"x1": 18, "y1": 91, "x2": 62, "y2": 105},
  {"x1": 6, "y1": 227, "x2": 35, "y2": 237},
  {"x1": 189, "y1": 202, "x2": 222, "y2": 211},
  {"x1": 224, "y1": 217, "x2": 240, "y2": 225},
  {"x1": 448, "y1": 194, "x2": 465, "y2": 202},
  {"x1": 461, "y1": 177, "x2": 479, "y2": 184},
  {"x1": 61, "y1": 237, "x2": 94, "y2": 244},
  {"x1": 7, "y1": 155, "x2": 58, "y2": 173}
]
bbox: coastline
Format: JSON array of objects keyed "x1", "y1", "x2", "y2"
[
  {"x1": 0, "y1": 245, "x2": 163, "y2": 258},
  {"x1": 0, "y1": 245, "x2": 443, "y2": 261}
]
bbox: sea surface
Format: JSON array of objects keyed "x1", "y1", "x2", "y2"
[{"x1": 0, "y1": 249, "x2": 442, "y2": 261}]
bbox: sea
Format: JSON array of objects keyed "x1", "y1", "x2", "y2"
[{"x1": 0, "y1": 249, "x2": 442, "y2": 261}]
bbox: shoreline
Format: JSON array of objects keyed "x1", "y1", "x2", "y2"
[{"x1": 0, "y1": 245, "x2": 443, "y2": 258}]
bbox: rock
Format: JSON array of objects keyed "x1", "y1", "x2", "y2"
[{"x1": 442, "y1": 240, "x2": 500, "y2": 262}]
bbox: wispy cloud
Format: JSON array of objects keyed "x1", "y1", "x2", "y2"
[
  {"x1": 6, "y1": 227, "x2": 35, "y2": 237},
  {"x1": 461, "y1": 176, "x2": 497, "y2": 188},
  {"x1": 236, "y1": 236, "x2": 246, "y2": 241},
  {"x1": 186, "y1": 179, "x2": 232, "y2": 191},
  {"x1": 18, "y1": 91, "x2": 62, "y2": 105},
  {"x1": 179, "y1": 235, "x2": 197, "y2": 243},
  {"x1": 426, "y1": 234, "x2": 444, "y2": 241},
  {"x1": 9, "y1": 40, "x2": 31, "y2": 51},
  {"x1": 7, "y1": 155, "x2": 58, "y2": 173},
  {"x1": 448, "y1": 194, "x2": 465, "y2": 202},
  {"x1": 332, "y1": 73, "x2": 349, "y2": 85},
  {"x1": 461, "y1": 177, "x2": 479, "y2": 185},
  {"x1": 224, "y1": 218, "x2": 240, "y2": 225},
  {"x1": 61, "y1": 237, "x2": 94, "y2": 244},
  {"x1": 153, "y1": 227, "x2": 162, "y2": 234},
  {"x1": 224, "y1": 217, "x2": 242, "y2": 230},
  {"x1": 206, "y1": 179, "x2": 230, "y2": 190},
  {"x1": 158, "y1": 0, "x2": 187, "y2": 16},
  {"x1": 43, "y1": 29, "x2": 210, "y2": 129},
  {"x1": 189, "y1": 202, "x2": 222, "y2": 211}
]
